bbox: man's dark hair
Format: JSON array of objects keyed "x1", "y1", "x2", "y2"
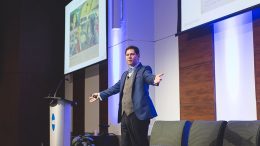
[{"x1": 125, "y1": 45, "x2": 140, "y2": 56}]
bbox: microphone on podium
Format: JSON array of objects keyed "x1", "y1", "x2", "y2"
[
  {"x1": 44, "y1": 77, "x2": 76, "y2": 106},
  {"x1": 53, "y1": 78, "x2": 68, "y2": 97}
]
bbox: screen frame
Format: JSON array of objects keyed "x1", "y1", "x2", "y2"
[{"x1": 176, "y1": 0, "x2": 260, "y2": 35}]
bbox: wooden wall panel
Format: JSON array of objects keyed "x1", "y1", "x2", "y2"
[
  {"x1": 255, "y1": 53, "x2": 260, "y2": 102},
  {"x1": 257, "y1": 102, "x2": 260, "y2": 119},
  {"x1": 180, "y1": 63, "x2": 215, "y2": 105},
  {"x1": 253, "y1": 10, "x2": 260, "y2": 119},
  {"x1": 181, "y1": 103, "x2": 215, "y2": 120},
  {"x1": 179, "y1": 27, "x2": 216, "y2": 120},
  {"x1": 179, "y1": 32, "x2": 213, "y2": 68}
]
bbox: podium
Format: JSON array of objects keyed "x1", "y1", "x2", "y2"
[{"x1": 45, "y1": 97, "x2": 74, "y2": 146}]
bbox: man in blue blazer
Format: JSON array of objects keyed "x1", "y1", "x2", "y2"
[{"x1": 89, "y1": 45, "x2": 163, "y2": 146}]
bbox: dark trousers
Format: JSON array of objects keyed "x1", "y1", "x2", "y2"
[{"x1": 121, "y1": 112, "x2": 150, "y2": 146}]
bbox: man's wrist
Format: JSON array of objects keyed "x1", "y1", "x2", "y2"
[
  {"x1": 154, "y1": 82, "x2": 159, "y2": 86},
  {"x1": 97, "y1": 93, "x2": 102, "y2": 101}
]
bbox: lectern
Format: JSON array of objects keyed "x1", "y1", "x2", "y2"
[{"x1": 45, "y1": 97, "x2": 74, "y2": 146}]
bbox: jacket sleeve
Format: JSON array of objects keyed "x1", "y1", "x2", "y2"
[
  {"x1": 99, "y1": 80, "x2": 121, "y2": 100},
  {"x1": 143, "y1": 66, "x2": 156, "y2": 85}
]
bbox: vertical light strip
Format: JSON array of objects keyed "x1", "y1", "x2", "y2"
[
  {"x1": 214, "y1": 11, "x2": 257, "y2": 120},
  {"x1": 108, "y1": 31, "x2": 121, "y2": 124},
  {"x1": 107, "y1": 0, "x2": 128, "y2": 135}
]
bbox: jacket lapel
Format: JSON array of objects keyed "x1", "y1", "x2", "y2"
[
  {"x1": 120, "y1": 71, "x2": 128, "y2": 96},
  {"x1": 131, "y1": 63, "x2": 143, "y2": 86}
]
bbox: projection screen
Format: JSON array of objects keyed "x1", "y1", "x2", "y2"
[
  {"x1": 64, "y1": 0, "x2": 106, "y2": 74},
  {"x1": 180, "y1": 0, "x2": 260, "y2": 32}
]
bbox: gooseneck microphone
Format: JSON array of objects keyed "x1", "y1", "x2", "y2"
[
  {"x1": 44, "y1": 77, "x2": 76, "y2": 106},
  {"x1": 53, "y1": 78, "x2": 65, "y2": 97}
]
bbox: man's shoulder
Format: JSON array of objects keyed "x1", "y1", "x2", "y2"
[
  {"x1": 138, "y1": 65, "x2": 152, "y2": 73},
  {"x1": 137, "y1": 63, "x2": 150, "y2": 68},
  {"x1": 143, "y1": 65, "x2": 152, "y2": 70}
]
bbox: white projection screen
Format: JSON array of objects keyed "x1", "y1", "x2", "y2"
[
  {"x1": 180, "y1": 0, "x2": 260, "y2": 32},
  {"x1": 64, "y1": 0, "x2": 106, "y2": 74}
]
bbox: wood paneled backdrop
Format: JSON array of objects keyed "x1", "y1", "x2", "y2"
[
  {"x1": 179, "y1": 9, "x2": 260, "y2": 120},
  {"x1": 253, "y1": 9, "x2": 260, "y2": 119},
  {"x1": 179, "y1": 27, "x2": 216, "y2": 120}
]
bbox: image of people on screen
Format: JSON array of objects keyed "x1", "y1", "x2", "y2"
[{"x1": 69, "y1": 0, "x2": 99, "y2": 57}]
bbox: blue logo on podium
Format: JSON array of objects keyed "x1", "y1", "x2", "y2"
[{"x1": 52, "y1": 113, "x2": 55, "y2": 131}]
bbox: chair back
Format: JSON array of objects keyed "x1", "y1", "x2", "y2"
[
  {"x1": 188, "y1": 120, "x2": 227, "y2": 146},
  {"x1": 223, "y1": 121, "x2": 260, "y2": 146},
  {"x1": 150, "y1": 120, "x2": 191, "y2": 146}
]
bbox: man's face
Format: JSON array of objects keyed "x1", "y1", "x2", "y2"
[{"x1": 125, "y1": 49, "x2": 139, "y2": 66}]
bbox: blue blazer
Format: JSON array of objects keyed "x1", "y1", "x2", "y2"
[{"x1": 100, "y1": 63, "x2": 158, "y2": 123}]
